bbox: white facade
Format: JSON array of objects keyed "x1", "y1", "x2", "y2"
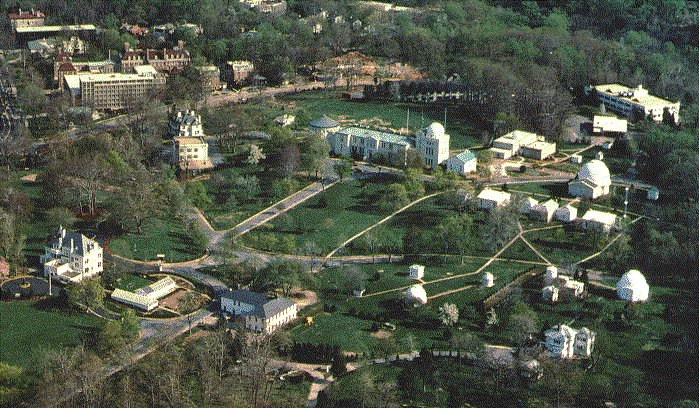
[
  {"x1": 554, "y1": 205, "x2": 578, "y2": 222},
  {"x1": 616, "y1": 269, "x2": 649, "y2": 302},
  {"x1": 492, "y1": 130, "x2": 538, "y2": 155},
  {"x1": 491, "y1": 130, "x2": 554, "y2": 160},
  {"x1": 542, "y1": 285, "x2": 559, "y2": 303},
  {"x1": 545, "y1": 266, "x2": 558, "y2": 284},
  {"x1": 445, "y1": 150, "x2": 477, "y2": 176},
  {"x1": 580, "y1": 209, "x2": 617, "y2": 233},
  {"x1": 476, "y1": 189, "x2": 511, "y2": 210},
  {"x1": 569, "y1": 155, "x2": 582, "y2": 164},
  {"x1": 568, "y1": 160, "x2": 611, "y2": 200},
  {"x1": 135, "y1": 277, "x2": 177, "y2": 300},
  {"x1": 482, "y1": 272, "x2": 494, "y2": 288},
  {"x1": 587, "y1": 84, "x2": 680, "y2": 124},
  {"x1": 172, "y1": 110, "x2": 204, "y2": 138},
  {"x1": 530, "y1": 199, "x2": 559, "y2": 223},
  {"x1": 40, "y1": 226, "x2": 103, "y2": 283},
  {"x1": 415, "y1": 122, "x2": 450, "y2": 167},
  {"x1": 593, "y1": 115, "x2": 628, "y2": 134},
  {"x1": 221, "y1": 290, "x2": 297, "y2": 333},
  {"x1": 409, "y1": 264, "x2": 425, "y2": 280},
  {"x1": 544, "y1": 324, "x2": 595, "y2": 359},
  {"x1": 328, "y1": 126, "x2": 411, "y2": 164},
  {"x1": 519, "y1": 197, "x2": 538, "y2": 214},
  {"x1": 111, "y1": 288, "x2": 158, "y2": 311},
  {"x1": 520, "y1": 141, "x2": 556, "y2": 160}
]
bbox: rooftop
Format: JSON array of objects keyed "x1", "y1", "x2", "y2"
[
  {"x1": 477, "y1": 188, "x2": 511, "y2": 202},
  {"x1": 309, "y1": 115, "x2": 339, "y2": 129},
  {"x1": 15, "y1": 24, "x2": 96, "y2": 34},
  {"x1": 496, "y1": 130, "x2": 539, "y2": 143},
  {"x1": 451, "y1": 150, "x2": 476, "y2": 162},
  {"x1": 221, "y1": 289, "x2": 295, "y2": 318},
  {"x1": 592, "y1": 84, "x2": 678, "y2": 107},
  {"x1": 338, "y1": 126, "x2": 412, "y2": 146},
  {"x1": 581, "y1": 209, "x2": 617, "y2": 225},
  {"x1": 176, "y1": 137, "x2": 207, "y2": 145}
]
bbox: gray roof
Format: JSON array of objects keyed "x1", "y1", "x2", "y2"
[
  {"x1": 337, "y1": 127, "x2": 412, "y2": 146},
  {"x1": 49, "y1": 227, "x2": 98, "y2": 257},
  {"x1": 451, "y1": 150, "x2": 476, "y2": 163},
  {"x1": 309, "y1": 115, "x2": 339, "y2": 129},
  {"x1": 221, "y1": 289, "x2": 295, "y2": 318}
]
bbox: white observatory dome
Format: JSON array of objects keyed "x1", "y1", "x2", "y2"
[
  {"x1": 425, "y1": 122, "x2": 446, "y2": 139},
  {"x1": 577, "y1": 160, "x2": 611, "y2": 188},
  {"x1": 403, "y1": 284, "x2": 428, "y2": 305},
  {"x1": 616, "y1": 269, "x2": 649, "y2": 302}
]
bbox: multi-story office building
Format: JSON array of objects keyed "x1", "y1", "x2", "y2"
[
  {"x1": 63, "y1": 65, "x2": 165, "y2": 111},
  {"x1": 586, "y1": 84, "x2": 680, "y2": 124}
]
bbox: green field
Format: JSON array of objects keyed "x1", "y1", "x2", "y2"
[
  {"x1": 241, "y1": 177, "x2": 397, "y2": 255},
  {"x1": 109, "y1": 218, "x2": 206, "y2": 262},
  {"x1": 113, "y1": 274, "x2": 153, "y2": 292},
  {"x1": 198, "y1": 168, "x2": 313, "y2": 231},
  {"x1": 0, "y1": 301, "x2": 103, "y2": 370}
]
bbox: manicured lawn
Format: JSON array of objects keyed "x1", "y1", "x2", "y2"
[
  {"x1": 113, "y1": 274, "x2": 153, "y2": 292},
  {"x1": 0, "y1": 301, "x2": 103, "y2": 370},
  {"x1": 291, "y1": 312, "x2": 377, "y2": 354},
  {"x1": 198, "y1": 168, "x2": 313, "y2": 231},
  {"x1": 525, "y1": 227, "x2": 599, "y2": 265},
  {"x1": 109, "y1": 218, "x2": 206, "y2": 262},
  {"x1": 242, "y1": 177, "x2": 397, "y2": 255}
]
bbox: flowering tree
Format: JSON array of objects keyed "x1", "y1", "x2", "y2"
[{"x1": 438, "y1": 303, "x2": 459, "y2": 327}]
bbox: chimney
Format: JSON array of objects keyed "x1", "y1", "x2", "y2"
[{"x1": 70, "y1": 239, "x2": 74, "y2": 254}]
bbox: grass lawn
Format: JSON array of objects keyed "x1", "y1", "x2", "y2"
[
  {"x1": 113, "y1": 274, "x2": 153, "y2": 292},
  {"x1": 109, "y1": 218, "x2": 206, "y2": 262},
  {"x1": 280, "y1": 91, "x2": 484, "y2": 150},
  {"x1": 0, "y1": 301, "x2": 103, "y2": 370},
  {"x1": 242, "y1": 177, "x2": 397, "y2": 255},
  {"x1": 198, "y1": 167, "x2": 313, "y2": 231},
  {"x1": 525, "y1": 227, "x2": 599, "y2": 265}
]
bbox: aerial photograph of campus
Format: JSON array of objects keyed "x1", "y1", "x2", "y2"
[{"x1": 0, "y1": 0, "x2": 697, "y2": 407}]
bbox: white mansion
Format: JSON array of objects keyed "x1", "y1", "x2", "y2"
[
  {"x1": 169, "y1": 110, "x2": 213, "y2": 172},
  {"x1": 40, "y1": 226, "x2": 103, "y2": 283}
]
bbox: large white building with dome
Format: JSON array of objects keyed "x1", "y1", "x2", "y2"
[
  {"x1": 415, "y1": 122, "x2": 450, "y2": 167},
  {"x1": 568, "y1": 159, "x2": 612, "y2": 199},
  {"x1": 616, "y1": 269, "x2": 650, "y2": 302}
]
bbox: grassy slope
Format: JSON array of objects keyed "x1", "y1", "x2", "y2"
[{"x1": 108, "y1": 218, "x2": 206, "y2": 262}]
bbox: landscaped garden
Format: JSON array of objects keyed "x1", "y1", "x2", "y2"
[
  {"x1": 108, "y1": 218, "x2": 207, "y2": 263},
  {"x1": 0, "y1": 300, "x2": 103, "y2": 370},
  {"x1": 240, "y1": 175, "x2": 401, "y2": 255}
]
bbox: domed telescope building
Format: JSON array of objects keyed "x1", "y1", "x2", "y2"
[
  {"x1": 568, "y1": 159, "x2": 611, "y2": 200},
  {"x1": 403, "y1": 284, "x2": 428, "y2": 306},
  {"x1": 616, "y1": 269, "x2": 649, "y2": 302},
  {"x1": 416, "y1": 122, "x2": 450, "y2": 168}
]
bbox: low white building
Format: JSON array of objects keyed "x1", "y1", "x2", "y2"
[
  {"x1": 569, "y1": 155, "x2": 582, "y2": 164},
  {"x1": 482, "y1": 272, "x2": 494, "y2": 288},
  {"x1": 519, "y1": 197, "x2": 539, "y2": 214},
  {"x1": 221, "y1": 289, "x2": 297, "y2": 333},
  {"x1": 409, "y1": 264, "x2": 425, "y2": 280},
  {"x1": 492, "y1": 130, "x2": 538, "y2": 156},
  {"x1": 544, "y1": 324, "x2": 596, "y2": 359},
  {"x1": 530, "y1": 199, "x2": 559, "y2": 223},
  {"x1": 135, "y1": 277, "x2": 177, "y2": 300},
  {"x1": 545, "y1": 266, "x2": 558, "y2": 285},
  {"x1": 580, "y1": 209, "x2": 617, "y2": 233},
  {"x1": 476, "y1": 189, "x2": 511, "y2": 210},
  {"x1": 593, "y1": 115, "x2": 627, "y2": 134},
  {"x1": 41, "y1": 226, "x2": 103, "y2": 284},
  {"x1": 542, "y1": 285, "x2": 559, "y2": 303},
  {"x1": 616, "y1": 269, "x2": 649, "y2": 302},
  {"x1": 586, "y1": 84, "x2": 680, "y2": 124},
  {"x1": 568, "y1": 160, "x2": 612, "y2": 200},
  {"x1": 111, "y1": 288, "x2": 158, "y2": 311},
  {"x1": 491, "y1": 130, "x2": 555, "y2": 160},
  {"x1": 560, "y1": 276, "x2": 585, "y2": 297},
  {"x1": 520, "y1": 141, "x2": 556, "y2": 160},
  {"x1": 554, "y1": 205, "x2": 578, "y2": 222},
  {"x1": 445, "y1": 150, "x2": 477, "y2": 176}
]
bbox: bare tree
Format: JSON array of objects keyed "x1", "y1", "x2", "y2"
[{"x1": 237, "y1": 334, "x2": 276, "y2": 407}]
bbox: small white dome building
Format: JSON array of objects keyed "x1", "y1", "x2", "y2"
[
  {"x1": 616, "y1": 269, "x2": 649, "y2": 302},
  {"x1": 568, "y1": 160, "x2": 612, "y2": 199},
  {"x1": 482, "y1": 272, "x2": 494, "y2": 288},
  {"x1": 545, "y1": 266, "x2": 558, "y2": 285},
  {"x1": 403, "y1": 284, "x2": 428, "y2": 306}
]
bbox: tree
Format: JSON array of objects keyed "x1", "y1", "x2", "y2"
[
  {"x1": 245, "y1": 144, "x2": 266, "y2": 166},
  {"x1": 112, "y1": 168, "x2": 162, "y2": 234},
  {"x1": 336, "y1": 265, "x2": 367, "y2": 295},
  {"x1": 330, "y1": 350, "x2": 347, "y2": 377},
  {"x1": 481, "y1": 201, "x2": 520, "y2": 252},
  {"x1": 272, "y1": 178, "x2": 298, "y2": 200},
  {"x1": 436, "y1": 213, "x2": 474, "y2": 263},
  {"x1": 300, "y1": 134, "x2": 330, "y2": 178},
  {"x1": 438, "y1": 303, "x2": 459, "y2": 328},
  {"x1": 333, "y1": 159, "x2": 352, "y2": 181},
  {"x1": 378, "y1": 183, "x2": 410, "y2": 212},
  {"x1": 539, "y1": 357, "x2": 583, "y2": 407},
  {"x1": 44, "y1": 207, "x2": 77, "y2": 229},
  {"x1": 67, "y1": 278, "x2": 105, "y2": 313},
  {"x1": 179, "y1": 292, "x2": 200, "y2": 335},
  {"x1": 232, "y1": 175, "x2": 261, "y2": 202},
  {"x1": 403, "y1": 169, "x2": 425, "y2": 200},
  {"x1": 0, "y1": 209, "x2": 25, "y2": 271},
  {"x1": 450, "y1": 331, "x2": 484, "y2": 363},
  {"x1": 0, "y1": 362, "x2": 26, "y2": 407}
]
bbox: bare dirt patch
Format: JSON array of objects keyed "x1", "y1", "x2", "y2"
[
  {"x1": 291, "y1": 289, "x2": 318, "y2": 310},
  {"x1": 20, "y1": 173, "x2": 37, "y2": 182},
  {"x1": 159, "y1": 288, "x2": 188, "y2": 310},
  {"x1": 371, "y1": 330, "x2": 392, "y2": 340}
]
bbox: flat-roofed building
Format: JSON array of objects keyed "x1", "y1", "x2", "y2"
[
  {"x1": 580, "y1": 209, "x2": 617, "y2": 233},
  {"x1": 476, "y1": 188, "x2": 511, "y2": 210},
  {"x1": 530, "y1": 199, "x2": 559, "y2": 223},
  {"x1": 63, "y1": 65, "x2": 165, "y2": 111},
  {"x1": 586, "y1": 84, "x2": 680, "y2": 124},
  {"x1": 54, "y1": 54, "x2": 115, "y2": 90},
  {"x1": 329, "y1": 126, "x2": 412, "y2": 165},
  {"x1": 520, "y1": 141, "x2": 556, "y2": 160},
  {"x1": 592, "y1": 115, "x2": 627, "y2": 134},
  {"x1": 111, "y1": 288, "x2": 159, "y2": 311},
  {"x1": 492, "y1": 130, "x2": 539, "y2": 156}
]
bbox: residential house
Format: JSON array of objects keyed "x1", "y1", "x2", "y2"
[
  {"x1": 568, "y1": 160, "x2": 611, "y2": 200},
  {"x1": 175, "y1": 137, "x2": 213, "y2": 172},
  {"x1": 554, "y1": 205, "x2": 577, "y2": 222},
  {"x1": 445, "y1": 150, "x2": 477, "y2": 176},
  {"x1": 40, "y1": 226, "x2": 103, "y2": 284},
  {"x1": 221, "y1": 289, "x2": 298, "y2": 333},
  {"x1": 580, "y1": 209, "x2": 617, "y2": 233},
  {"x1": 585, "y1": 84, "x2": 680, "y2": 124},
  {"x1": 476, "y1": 189, "x2": 511, "y2": 210},
  {"x1": 530, "y1": 199, "x2": 559, "y2": 223},
  {"x1": 415, "y1": 122, "x2": 450, "y2": 167},
  {"x1": 544, "y1": 324, "x2": 596, "y2": 359}
]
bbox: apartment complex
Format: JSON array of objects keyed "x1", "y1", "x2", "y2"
[
  {"x1": 64, "y1": 65, "x2": 166, "y2": 111},
  {"x1": 54, "y1": 53, "x2": 115, "y2": 90},
  {"x1": 121, "y1": 43, "x2": 191, "y2": 73},
  {"x1": 586, "y1": 84, "x2": 680, "y2": 123}
]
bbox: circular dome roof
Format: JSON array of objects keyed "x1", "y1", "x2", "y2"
[
  {"x1": 617, "y1": 269, "x2": 648, "y2": 290},
  {"x1": 577, "y1": 160, "x2": 611, "y2": 187},
  {"x1": 425, "y1": 122, "x2": 445, "y2": 139},
  {"x1": 403, "y1": 284, "x2": 427, "y2": 305}
]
